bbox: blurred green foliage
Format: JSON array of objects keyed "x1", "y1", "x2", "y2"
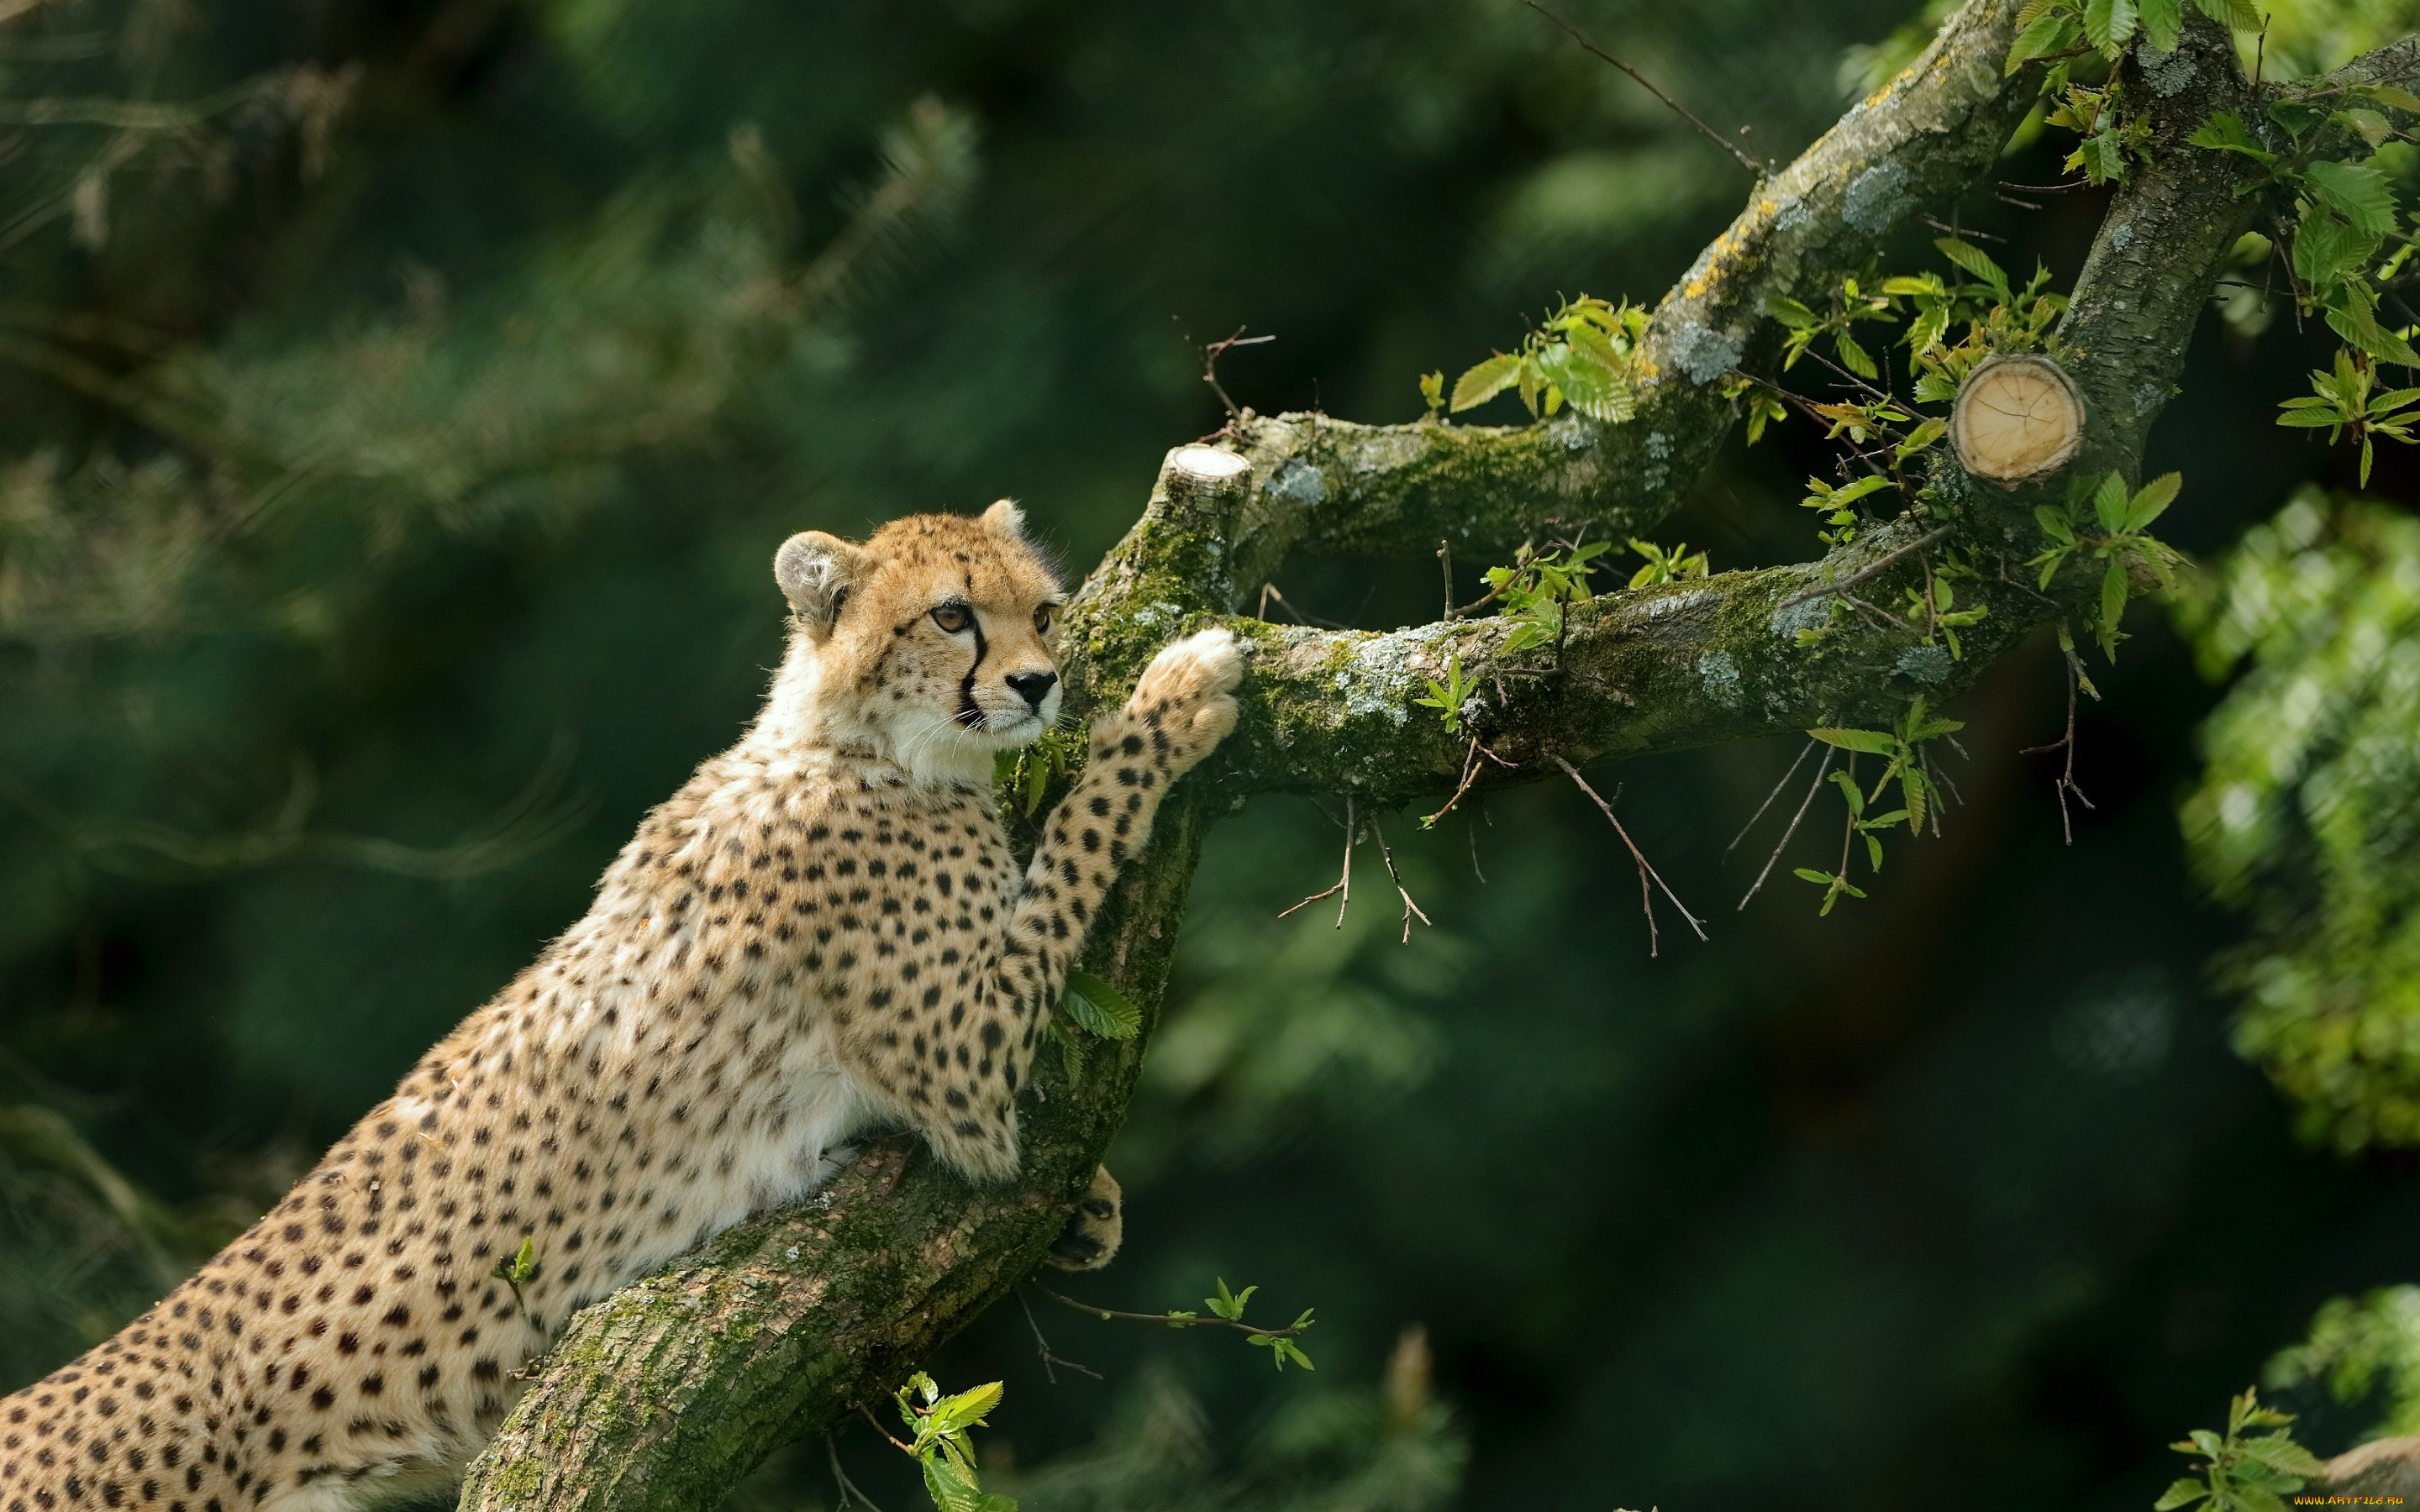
[
  {"x1": 5, "y1": 0, "x2": 2420, "y2": 1508},
  {"x1": 2182, "y1": 493, "x2": 2420, "y2": 1153}
]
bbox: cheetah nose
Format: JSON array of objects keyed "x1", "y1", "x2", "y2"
[{"x1": 1006, "y1": 670, "x2": 1057, "y2": 711}]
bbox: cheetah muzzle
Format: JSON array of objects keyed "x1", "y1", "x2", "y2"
[{"x1": 0, "y1": 500, "x2": 1240, "y2": 1512}]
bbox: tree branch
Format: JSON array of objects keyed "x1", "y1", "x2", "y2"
[
  {"x1": 1221, "y1": 0, "x2": 2038, "y2": 591},
  {"x1": 455, "y1": 9, "x2": 2420, "y2": 1509}
]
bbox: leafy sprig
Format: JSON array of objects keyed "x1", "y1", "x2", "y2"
[
  {"x1": 2029, "y1": 470, "x2": 2187, "y2": 659},
  {"x1": 1795, "y1": 697, "x2": 1965, "y2": 915},
  {"x1": 890, "y1": 1373, "x2": 1018, "y2": 1512},
  {"x1": 2154, "y1": 1388, "x2": 2328, "y2": 1512},
  {"x1": 1624, "y1": 538, "x2": 1710, "y2": 587},
  {"x1": 1035, "y1": 1276, "x2": 1317, "y2": 1372},
  {"x1": 1414, "y1": 651, "x2": 1479, "y2": 735},
  {"x1": 1439, "y1": 295, "x2": 1650, "y2": 422}
]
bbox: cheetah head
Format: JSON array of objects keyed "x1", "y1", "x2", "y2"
[{"x1": 771, "y1": 501, "x2": 1065, "y2": 780}]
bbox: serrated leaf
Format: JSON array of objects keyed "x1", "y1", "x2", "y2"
[
  {"x1": 2354, "y1": 82, "x2": 2420, "y2": 113},
  {"x1": 2138, "y1": 0, "x2": 2183, "y2": 47},
  {"x1": 2083, "y1": 0, "x2": 2137, "y2": 55},
  {"x1": 2093, "y1": 471, "x2": 2130, "y2": 535},
  {"x1": 2007, "y1": 11, "x2": 2074, "y2": 72},
  {"x1": 2238, "y1": 1433, "x2": 2328, "y2": 1476},
  {"x1": 2275, "y1": 404, "x2": 2345, "y2": 427},
  {"x1": 2075, "y1": 129, "x2": 2127, "y2": 185},
  {"x1": 1449, "y1": 352, "x2": 1523, "y2": 412},
  {"x1": 1835, "y1": 329, "x2": 1878, "y2": 379},
  {"x1": 2099, "y1": 558, "x2": 2131, "y2": 656},
  {"x1": 1060, "y1": 969, "x2": 1142, "y2": 1039},
  {"x1": 2305, "y1": 159, "x2": 2398, "y2": 240},
  {"x1": 2153, "y1": 1479, "x2": 2213, "y2": 1511},
  {"x1": 2186, "y1": 110, "x2": 2275, "y2": 164},
  {"x1": 1934, "y1": 236, "x2": 2008, "y2": 291},
  {"x1": 2125, "y1": 471, "x2": 2181, "y2": 532},
  {"x1": 931, "y1": 1381, "x2": 1005, "y2": 1435},
  {"x1": 2193, "y1": 0, "x2": 2261, "y2": 28},
  {"x1": 1809, "y1": 727, "x2": 1900, "y2": 755},
  {"x1": 1792, "y1": 868, "x2": 1836, "y2": 885}
]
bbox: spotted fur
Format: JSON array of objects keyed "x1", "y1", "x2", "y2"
[{"x1": 0, "y1": 502, "x2": 1240, "y2": 1512}]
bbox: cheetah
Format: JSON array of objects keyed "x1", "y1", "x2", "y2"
[{"x1": 0, "y1": 501, "x2": 1241, "y2": 1512}]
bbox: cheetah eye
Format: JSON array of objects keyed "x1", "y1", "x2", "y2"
[
  {"x1": 1033, "y1": 604, "x2": 1055, "y2": 634},
  {"x1": 930, "y1": 602, "x2": 974, "y2": 634}
]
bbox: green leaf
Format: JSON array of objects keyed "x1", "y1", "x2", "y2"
[
  {"x1": 2305, "y1": 159, "x2": 2399, "y2": 241},
  {"x1": 2238, "y1": 1432, "x2": 2328, "y2": 1477},
  {"x1": 2125, "y1": 472, "x2": 2181, "y2": 533},
  {"x1": 2138, "y1": 0, "x2": 2182, "y2": 47},
  {"x1": 1418, "y1": 370, "x2": 1444, "y2": 412},
  {"x1": 1792, "y1": 868, "x2": 1836, "y2": 885},
  {"x1": 1934, "y1": 236, "x2": 2008, "y2": 291},
  {"x1": 2186, "y1": 110, "x2": 2275, "y2": 164},
  {"x1": 2083, "y1": 0, "x2": 2137, "y2": 55},
  {"x1": 2007, "y1": 10, "x2": 2075, "y2": 72},
  {"x1": 1835, "y1": 329, "x2": 1878, "y2": 380},
  {"x1": 2152, "y1": 1479, "x2": 2213, "y2": 1511},
  {"x1": 2193, "y1": 0, "x2": 2262, "y2": 28},
  {"x1": 1896, "y1": 417, "x2": 1948, "y2": 461},
  {"x1": 2099, "y1": 558, "x2": 2130, "y2": 658},
  {"x1": 2275, "y1": 404, "x2": 2346, "y2": 428},
  {"x1": 1207, "y1": 1278, "x2": 1255, "y2": 1320},
  {"x1": 2092, "y1": 471, "x2": 2131, "y2": 535},
  {"x1": 929, "y1": 1381, "x2": 1005, "y2": 1435},
  {"x1": 2294, "y1": 199, "x2": 2381, "y2": 294},
  {"x1": 1808, "y1": 727, "x2": 1899, "y2": 755},
  {"x1": 2075, "y1": 129, "x2": 2127, "y2": 185},
  {"x1": 2353, "y1": 82, "x2": 2420, "y2": 114},
  {"x1": 1044, "y1": 1013, "x2": 1086, "y2": 1078},
  {"x1": 1449, "y1": 352, "x2": 1522, "y2": 412},
  {"x1": 1060, "y1": 969, "x2": 1142, "y2": 1039}
]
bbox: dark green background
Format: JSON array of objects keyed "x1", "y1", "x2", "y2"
[{"x1": 0, "y1": 1, "x2": 2412, "y2": 1507}]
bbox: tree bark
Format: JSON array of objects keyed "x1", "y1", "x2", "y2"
[{"x1": 458, "y1": 8, "x2": 2420, "y2": 1508}]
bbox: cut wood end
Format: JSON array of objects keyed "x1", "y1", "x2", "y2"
[
  {"x1": 1170, "y1": 444, "x2": 1251, "y2": 482},
  {"x1": 1949, "y1": 353, "x2": 2085, "y2": 486}
]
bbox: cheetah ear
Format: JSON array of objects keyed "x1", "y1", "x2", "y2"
[
  {"x1": 981, "y1": 499, "x2": 1027, "y2": 540},
  {"x1": 774, "y1": 531, "x2": 871, "y2": 638}
]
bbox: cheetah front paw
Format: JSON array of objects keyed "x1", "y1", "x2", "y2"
[
  {"x1": 1043, "y1": 1165, "x2": 1123, "y2": 1271},
  {"x1": 1120, "y1": 627, "x2": 1242, "y2": 774}
]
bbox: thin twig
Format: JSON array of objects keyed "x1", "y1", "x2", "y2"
[
  {"x1": 1370, "y1": 820, "x2": 1433, "y2": 943},
  {"x1": 1467, "y1": 810, "x2": 1487, "y2": 884},
  {"x1": 1739, "y1": 745, "x2": 1835, "y2": 910},
  {"x1": 1256, "y1": 581, "x2": 1346, "y2": 628},
  {"x1": 1523, "y1": 1, "x2": 1768, "y2": 175},
  {"x1": 1727, "y1": 738, "x2": 1817, "y2": 856},
  {"x1": 2020, "y1": 652, "x2": 2096, "y2": 844},
  {"x1": 1279, "y1": 795, "x2": 1355, "y2": 927},
  {"x1": 1438, "y1": 540, "x2": 1456, "y2": 621},
  {"x1": 1553, "y1": 757, "x2": 1707, "y2": 955},
  {"x1": 1031, "y1": 1282, "x2": 1310, "y2": 1340},
  {"x1": 1774, "y1": 527, "x2": 1952, "y2": 612},
  {"x1": 828, "y1": 1435, "x2": 887, "y2": 1512},
  {"x1": 1018, "y1": 1289, "x2": 1101, "y2": 1383},
  {"x1": 1201, "y1": 326, "x2": 1275, "y2": 420},
  {"x1": 1420, "y1": 738, "x2": 1485, "y2": 829},
  {"x1": 857, "y1": 1402, "x2": 913, "y2": 1456},
  {"x1": 1923, "y1": 214, "x2": 2005, "y2": 243}
]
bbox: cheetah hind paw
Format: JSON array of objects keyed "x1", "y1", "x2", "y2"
[
  {"x1": 1043, "y1": 1164, "x2": 1123, "y2": 1271},
  {"x1": 1127, "y1": 627, "x2": 1243, "y2": 766}
]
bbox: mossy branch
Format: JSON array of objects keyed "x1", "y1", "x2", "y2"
[
  {"x1": 1221, "y1": 0, "x2": 2038, "y2": 591},
  {"x1": 455, "y1": 11, "x2": 2420, "y2": 1511}
]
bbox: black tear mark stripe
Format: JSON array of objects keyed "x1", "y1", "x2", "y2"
[{"x1": 957, "y1": 612, "x2": 989, "y2": 730}]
